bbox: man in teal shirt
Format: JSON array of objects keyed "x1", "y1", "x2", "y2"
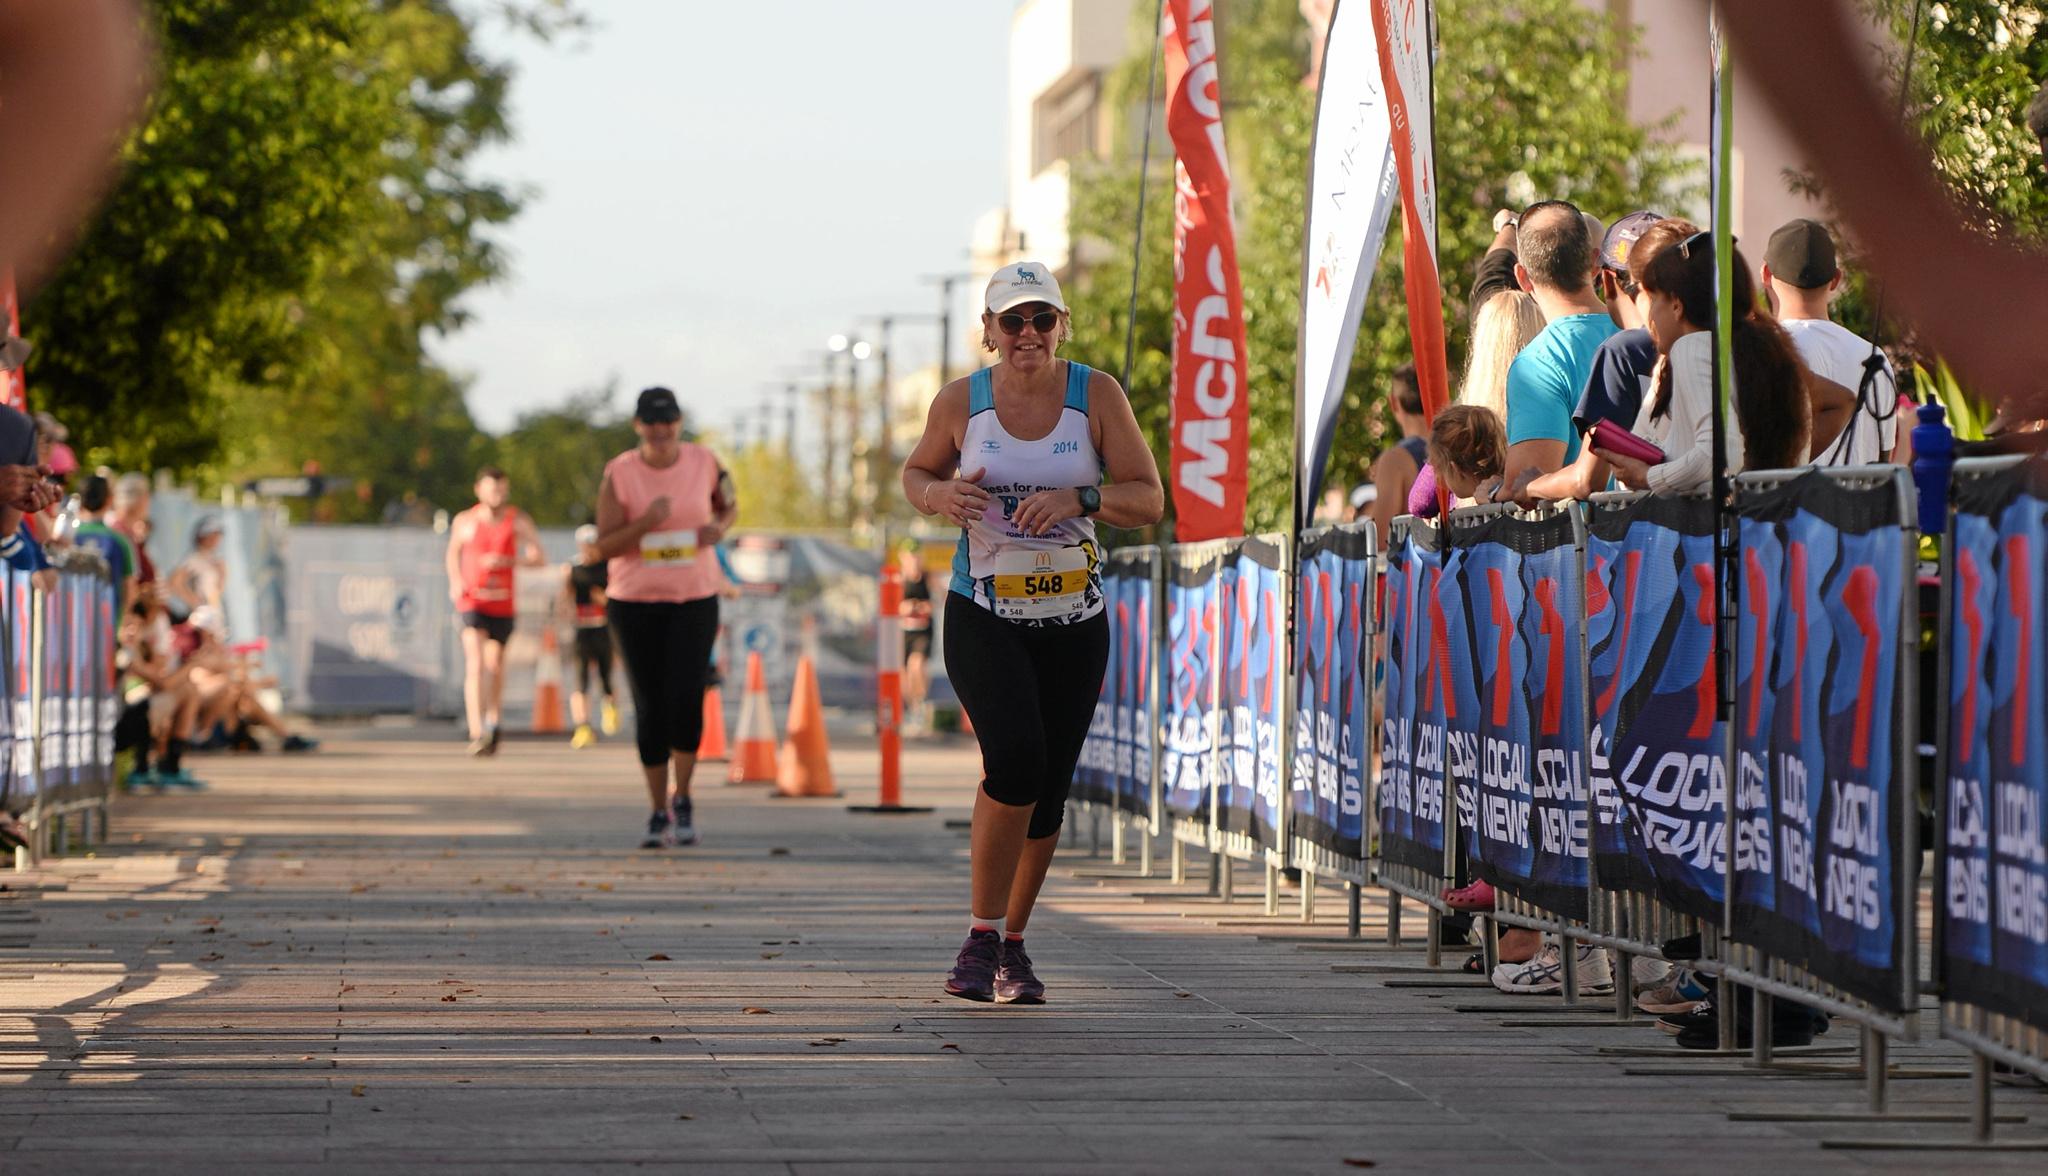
[{"x1": 1500, "y1": 200, "x2": 1619, "y2": 494}]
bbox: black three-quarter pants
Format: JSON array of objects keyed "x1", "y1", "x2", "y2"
[
  {"x1": 606, "y1": 596, "x2": 719, "y2": 768},
  {"x1": 942, "y1": 596, "x2": 1109, "y2": 839}
]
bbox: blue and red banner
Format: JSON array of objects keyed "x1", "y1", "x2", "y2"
[
  {"x1": 1217, "y1": 537, "x2": 1286, "y2": 850},
  {"x1": 1453, "y1": 510, "x2": 1590, "y2": 920},
  {"x1": 1163, "y1": 543, "x2": 1229, "y2": 822},
  {"x1": 1380, "y1": 518, "x2": 1458, "y2": 874},
  {"x1": 1586, "y1": 495, "x2": 1726, "y2": 921},
  {"x1": 1732, "y1": 471, "x2": 1910, "y2": 1012},
  {"x1": 1291, "y1": 524, "x2": 1373, "y2": 857},
  {"x1": 1942, "y1": 458, "x2": 2048, "y2": 1030}
]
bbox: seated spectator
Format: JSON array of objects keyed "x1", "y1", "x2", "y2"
[
  {"x1": 180, "y1": 606, "x2": 316, "y2": 754},
  {"x1": 115, "y1": 586, "x2": 204, "y2": 789}
]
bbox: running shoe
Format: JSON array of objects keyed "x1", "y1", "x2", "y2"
[
  {"x1": 994, "y1": 938, "x2": 1046, "y2": 1005},
  {"x1": 157, "y1": 769, "x2": 208, "y2": 791},
  {"x1": 1491, "y1": 942, "x2": 1613, "y2": 995},
  {"x1": 944, "y1": 929, "x2": 1000, "y2": 1002},
  {"x1": 1676, "y1": 1010, "x2": 1817, "y2": 1051},
  {"x1": 467, "y1": 734, "x2": 491, "y2": 757},
  {"x1": 1440, "y1": 879, "x2": 1497, "y2": 911},
  {"x1": 484, "y1": 725, "x2": 502, "y2": 756},
  {"x1": 1629, "y1": 955, "x2": 1673, "y2": 993},
  {"x1": 1655, "y1": 1002, "x2": 1716, "y2": 1035},
  {"x1": 570, "y1": 724, "x2": 597, "y2": 749},
  {"x1": 600, "y1": 700, "x2": 619, "y2": 736},
  {"x1": 281, "y1": 734, "x2": 318, "y2": 753},
  {"x1": 1636, "y1": 967, "x2": 1712, "y2": 1014},
  {"x1": 123, "y1": 767, "x2": 160, "y2": 791},
  {"x1": 668, "y1": 794, "x2": 697, "y2": 847},
  {"x1": 640, "y1": 810, "x2": 671, "y2": 849}
]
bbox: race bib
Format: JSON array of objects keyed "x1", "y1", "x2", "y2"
[
  {"x1": 640, "y1": 529, "x2": 697, "y2": 568},
  {"x1": 989, "y1": 546, "x2": 1092, "y2": 622}
]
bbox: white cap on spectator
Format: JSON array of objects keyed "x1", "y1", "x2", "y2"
[
  {"x1": 188, "y1": 606, "x2": 226, "y2": 638},
  {"x1": 574, "y1": 524, "x2": 599, "y2": 546}
]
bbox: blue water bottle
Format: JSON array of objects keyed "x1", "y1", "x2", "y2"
[{"x1": 1910, "y1": 400, "x2": 1954, "y2": 538}]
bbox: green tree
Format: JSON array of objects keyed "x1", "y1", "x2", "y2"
[
  {"x1": 491, "y1": 385, "x2": 638, "y2": 527},
  {"x1": 1067, "y1": 0, "x2": 1690, "y2": 535},
  {"x1": 29, "y1": 0, "x2": 581, "y2": 510},
  {"x1": 721, "y1": 439, "x2": 827, "y2": 532}
]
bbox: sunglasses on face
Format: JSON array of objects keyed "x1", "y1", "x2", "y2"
[{"x1": 996, "y1": 310, "x2": 1061, "y2": 335}]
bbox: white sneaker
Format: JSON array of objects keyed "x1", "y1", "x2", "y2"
[
  {"x1": 1492, "y1": 942, "x2": 1614, "y2": 995},
  {"x1": 1630, "y1": 955, "x2": 1673, "y2": 992}
]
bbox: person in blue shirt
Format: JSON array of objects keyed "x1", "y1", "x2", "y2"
[{"x1": 1498, "y1": 200, "x2": 1621, "y2": 499}]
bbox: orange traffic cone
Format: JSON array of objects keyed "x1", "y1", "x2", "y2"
[
  {"x1": 775, "y1": 653, "x2": 838, "y2": 797},
  {"x1": 727, "y1": 652, "x2": 778, "y2": 785},
  {"x1": 532, "y1": 627, "x2": 565, "y2": 734},
  {"x1": 697, "y1": 682, "x2": 729, "y2": 761}
]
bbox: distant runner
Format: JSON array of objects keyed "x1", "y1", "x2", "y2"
[
  {"x1": 565, "y1": 524, "x2": 619, "y2": 749},
  {"x1": 594, "y1": 387, "x2": 735, "y2": 849},
  {"x1": 901, "y1": 261, "x2": 1163, "y2": 1004},
  {"x1": 446, "y1": 466, "x2": 545, "y2": 756}
]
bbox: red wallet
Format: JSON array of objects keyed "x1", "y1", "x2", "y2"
[{"x1": 1588, "y1": 418, "x2": 1668, "y2": 465}]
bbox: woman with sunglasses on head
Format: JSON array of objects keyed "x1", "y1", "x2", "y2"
[
  {"x1": 902, "y1": 261, "x2": 1164, "y2": 1004},
  {"x1": 593, "y1": 387, "x2": 736, "y2": 849},
  {"x1": 1519, "y1": 219, "x2": 1810, "y2": 504}
]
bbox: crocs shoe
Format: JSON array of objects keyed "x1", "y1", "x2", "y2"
[{"x1": 1440, "y1": 880, "x2": 1497, "y2": 912}]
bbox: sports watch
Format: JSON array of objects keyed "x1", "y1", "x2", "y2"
[{"x1": 1077, "y1": 486, "x2": 1102, "y2": 516}]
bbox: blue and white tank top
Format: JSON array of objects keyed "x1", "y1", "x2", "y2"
[{"x1": 950, "y1": 361, "x2": 1104, "y2": 626}]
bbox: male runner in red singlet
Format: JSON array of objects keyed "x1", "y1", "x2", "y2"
[{"x1": 446, "y1": 466, "x2": 545, "y2": 755}]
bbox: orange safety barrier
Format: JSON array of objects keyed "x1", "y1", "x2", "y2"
[
  {"x1": 727, "y1": 651, "x2": 778, "y2": 785},
  {"x1": 774, "y1": 652, "x2": 838, "y2": 798},
  {"x1": 850, "y1": 563, "x2": 930, "y2": 814},
  {"x1": 531, "y1": 626, "x2": 565, "y2": 734}
]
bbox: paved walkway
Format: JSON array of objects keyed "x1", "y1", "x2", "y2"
[{"x1": 3, "y1": 724, "x2": 2045, "y2": 1173}]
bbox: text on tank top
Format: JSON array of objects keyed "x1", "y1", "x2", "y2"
[
  {"x1": 605, "y1": 444, "x2": 722, "y2": 604},
  {"x1": 949, "y1": 361, "x2": 1104, "y2": 625},
  {"x1": 458, "y1": 507, "x2": 521, "y2": 616}
]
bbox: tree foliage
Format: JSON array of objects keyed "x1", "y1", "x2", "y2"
[
  {"x1": 490, "y1": 384, "x2": 637, "y2": 527},
  {"x1": 1067, "y1": 0, "x2": 1691, "y2": 535},
  {"x1": 27, "y1": 0, "x2": 582, "y2": 518}
]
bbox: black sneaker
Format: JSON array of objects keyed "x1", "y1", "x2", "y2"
[
  {"x1": 484, "y1": 725, "x2": 502, "y2": 756},
  {"x1": 994, "y1": 939, "x2": 1045, "y2": 1005},
  {"x1": 944, "y1": 929, "x2": 1000, "y2": 1002},
  {"x1": 281, "y1": 734, "x2": 318, "y2": 753},
  {"x1": 669, "y1": 794, "x2": 697, "y2": 847},
  {"x1": 640, "y1": 810, "x2": 671, "y2": 849}
]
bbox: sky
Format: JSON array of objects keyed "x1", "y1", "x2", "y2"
[{"x1": 431, "y1": 1, "x2": 1014, "y2": 442}]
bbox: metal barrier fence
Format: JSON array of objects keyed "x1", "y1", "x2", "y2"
[
  {"x1": 1937, "y1": 455, "x2": 2048, "y2": 1139},
  {"x1": 4, "y1": 560, "x2": 119, "y2": 866}
]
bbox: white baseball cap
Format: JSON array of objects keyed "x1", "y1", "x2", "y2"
[
  {"x1": 574, "y1": 524, "x2": 599, "y2": 545},
  {"x1": 985, "y1": 261, "x2": 1066, "y2": 314}
]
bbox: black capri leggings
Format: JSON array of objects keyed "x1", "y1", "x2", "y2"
[
  {"x1": 607, "y1": 596, "x2": 719, "y2": 768},
  {"x1": 943, "y1": 595, "x2": 1109, "y2": 839}
]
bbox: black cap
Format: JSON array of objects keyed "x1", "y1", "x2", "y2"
[
  {"x1": 634, "y1": 386, "x2": 682, "y2": 423},
  {"x1": 1763, "y1": 219, "x2": 1839, "y2": 289}
]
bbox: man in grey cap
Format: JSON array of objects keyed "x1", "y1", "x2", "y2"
[{"x1": 1762, "y1": 218, "x2": 1896, "y2": 466}]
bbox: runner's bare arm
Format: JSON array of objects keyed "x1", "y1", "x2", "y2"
[
  {"x1": 701, "y1": 464, "x2": 737, "y2": 546},
  {"x1": 592, "y1": 471, "x2": 665, "y2": 560},
  {"x1": 1713, "y1": 0, "x2": 2047, "y2": 414},
  {"x1": 516, "y1": 513, "x2": 547, "y2": 567},
  {"x1": 1015, "y1": 371, "x2": 1162, "y2": 534},
  {"x1": 903, "y1": 380, "x2": 986, "y2": 524}
]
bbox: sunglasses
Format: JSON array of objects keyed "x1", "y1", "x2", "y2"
[
  {"x1": 995, "y1": 310, "x2": 1061, "y2": 335},
  {"x1": 1677, "y1": 230, "x2": 1713, "y2": 260}
]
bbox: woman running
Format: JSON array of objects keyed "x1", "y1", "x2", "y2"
[
  {"x1": 902, "y1": 261, "x2": 1163, "y2": 1004},
  {"x1": 593, "y1": 387, "x2": 736, "y2": 848}
]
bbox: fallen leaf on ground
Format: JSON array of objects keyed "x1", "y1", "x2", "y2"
[
  {"x1": 1341, "y1": 1161, "x2": 1376, "y2": 1169},
  {"x1": 339, "y1": 985, "x2": 354, "y2": 993},
  {"x1": 676, "y1": 1114, "x2": 693, "y2": 1121},
  {"x1": 243, "y1": 941, "x2": 273, "y2": 947},
  {"x1": 1175, "y1": 992, "x2": 1192, "y2": 999},
  {"x1": 741, "y1": 1006, "x2": 772, "y2": 1015},
  {"x1": 596, "y1": 882, "x2": 614, "y2": 892},
  {"x1": 768, "y1": 847, "x2": 790, "y2": 856},
  {"x1": 646, "y1": 953, "x2": 671, "y2": 961},
  {"x1": 939, "y1": 1043, "x2": 961, "y2": 1051},
  {"x1": 648, "y1": 1035, "x2": 663, "y2": 1043},
  {"x1": 760, "y1": 952, "x2": 782, "y2": 959},
  {"x1": 350, "y1": 1085, "x2": 366, "y2": 1097},
  {"x1": 440, "y1": 995, "x2": 457, "y2": 1002},
  {"x1": 197, "y1": 952, "x2": 222, "y2": 962}
]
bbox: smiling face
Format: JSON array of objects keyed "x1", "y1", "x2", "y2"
[{"x1": 984, "y1": 301, "x2": 1066, "y2": 374}]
